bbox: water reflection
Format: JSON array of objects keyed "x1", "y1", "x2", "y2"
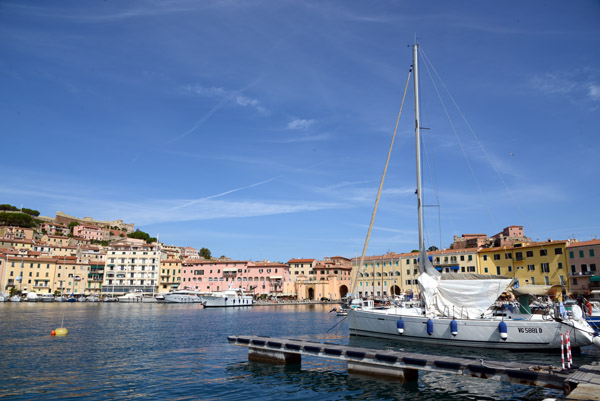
[{"x1": 0, "y1": 303, "x2": 583, "y2": 400}]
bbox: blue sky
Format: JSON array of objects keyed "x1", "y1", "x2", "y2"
[{"x1": 1, "y1": 1, "x2": 599, "y2": 262}]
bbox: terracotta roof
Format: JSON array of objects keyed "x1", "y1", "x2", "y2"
[
  {"x1": 287, "y1": 258, "x2": 316, "y2": 263},
  {"x1": 567, "y1": 239, "x2": 600, "y2": 248}
]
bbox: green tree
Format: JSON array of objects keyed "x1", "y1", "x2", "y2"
[
  {"x1": 428, "y1": 246, "x2": 439, "y2": 252},
  {"x1": 21, "y1": 208, "x2": 40, "y2": 217},
  {"x1": 0, "y1": 204, "x2": 18, "y2": 212},
  {"x1": 0, "y1": 212, "x2": 36, "y2": 228},
  {"x1": 199, "y1": 247, "x2": 211, "y2": 259},
  {"x1": 128, "y1": 229, "x2": 156, "y2": 243}
]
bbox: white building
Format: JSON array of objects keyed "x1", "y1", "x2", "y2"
[{"x1": 101, "y1": 239, "x2": 162, "y2": 295}]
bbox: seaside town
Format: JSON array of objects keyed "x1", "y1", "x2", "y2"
[{"x1": 1, "y1": 204, "x2": 598, "y2": 303}]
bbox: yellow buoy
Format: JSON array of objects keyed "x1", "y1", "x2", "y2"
[{"x1": 54, "y1": 327, "x2": 68, "y2": 336}]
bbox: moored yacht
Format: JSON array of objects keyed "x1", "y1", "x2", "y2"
[
  {"x1": 163, "y1": 290, "x2": 203, "y2": 303},
  {"x1": 38, "y1": 293, "x2": 55, "y2": 302},
  {"x1": 117, "y1": 291, "x2": 143, "y2": 303},
  {"x1": 201, "y1": 288, "x2": 253, "y2": 307},
  {"x1": 347, "y1": 44, "x2": 600, "y2": 351}
]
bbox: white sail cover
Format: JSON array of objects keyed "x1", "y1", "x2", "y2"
[{"x1": 418, "y1": 272, "x2": 512, "y2": 319}]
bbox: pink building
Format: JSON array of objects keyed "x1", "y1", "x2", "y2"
[
  {"x1": 181, "y1": 246, "x2": 199, "y2": 259},
  {"x1": 180, "y1": 259, "x2": 290, "y2": 296},
  {"x1": 41, "y1": 222, "x2": 69, "y2": 236},
  {"x1": 73, "y1": 225, "x2": 106, "y2": 241},
  {"x1": 567, "y1": 239, "x2": 600, "y2": 297}
]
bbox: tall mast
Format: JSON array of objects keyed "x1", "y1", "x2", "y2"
[{"x1": 413, "y1": 43, "x2": 425, "y2": 271}]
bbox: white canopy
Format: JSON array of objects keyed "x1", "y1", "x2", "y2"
[{"x1": 419, "y1": 272, "x2": 512, "y2": 319}]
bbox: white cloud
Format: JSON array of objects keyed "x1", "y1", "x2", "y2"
[
  {"x1": 287, "y1": 118, "x2": 315, "y2": 130},
  {"x1": 270, "y1": 133, "x2": 331, "y2": 143},
  {"x1": 531, "y1": 70, "x2": 600, "y2": 103},
  {"x1": 182, "y1": 83, "x2": 269, "y2": 114},
  {"x1": 588, "y1": 84, "x2": 600, "y2": 101}
]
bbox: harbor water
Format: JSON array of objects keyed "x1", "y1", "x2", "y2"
[{"x1": 1, "y1": 303, "x2": 599, "y2": 400}]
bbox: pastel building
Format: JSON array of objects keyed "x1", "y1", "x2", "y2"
[
  {"x1": 102, "y1": 240, "x2": 161, "y2": 295},
  {"x1": 73, "y1": 225, "x2": 107, "y2": 241},
  {"x1": 0, "y1": 252, "x2": 93, "y2": 295},
  {"x1": 41, "y1": 222, "x2": 69, "y2": 236},
  {"x1": 353, "y1": 252, "x2": 415, "y2": 298},
  {"x1": 181, "y1": 246, "x2": 199, "y2": 259},
  {"x1": 0, "y1": 226, "x2": 35, "y2": 240},
  {"x1": 292, "y1": 256, "x2": 352, "y2": 300},
  {"x1": 180, "y1": 259, "x2": 290, "y2": 296},
  {"x1": 567, "y1": 239, "x2": 600, "y2": 297},
  {"x1": 159, "y1": 258, "x2": 182, "y2": 293},
  {"x1": 478, "y1": 240, "x2": 569, "y2": 290}
]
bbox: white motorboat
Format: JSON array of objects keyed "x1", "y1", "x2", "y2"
[
  {"x1": 10, "y1": 295, "x2": 22, "y2": 302},
  {"x1": 348, "y1": 44, "x2": 600, "y2": 351},
  {"x1": 86, "y1": 295, "x2": 100, "y2": 302},
  {"x1": 54, "y1": 295, "x2": 67, "y2": 302},
  {"x1": 0, "y1": 293, "x2": 8, "y2": 302},
  {"x1": 201, "y1": 288, "x2": 253, "y2": 307},
  {"x1": 163, "y1": 290, "x2": 203, "y2": 303},
  {"x1": 38, "y1": 293, "x2": 55, "y2": 302},
  {"x1": 24, "y1": 292, "x2": 39, "y2": 302},
  {"x1": 117, "y1": 291, "x2": 143, "y2": 303}
]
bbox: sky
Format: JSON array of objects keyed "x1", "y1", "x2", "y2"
[{"x1": 1, "y1": 1, "x2": 599, "y2": 262}]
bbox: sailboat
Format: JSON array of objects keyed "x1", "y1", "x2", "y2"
[{"x1": 347, "y1": 44, "x2": 600, "y2": 351}]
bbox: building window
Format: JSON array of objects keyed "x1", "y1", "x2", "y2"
[
  {"x1": 557, "y1": 262, "x2": 563, "y2": 269},
  {"x1": 528, "y1": 264, "x2": 535, "y2": 271},
  {"x1": 496, "y1": 266, "x2": 500, "y2": 275},
  {"x1": 572, "y1": 278, "x2": 577, "y2": 285},
  {"x1": 569, "y1": 251, "x2": 574, "y2": 258},
  {"x1": 544, "y1": 276, "x2": 550, "y2": 285},
  {"x1": 494, "y1": 254, "x2": 500, "y2": 260},
  {"x1": 579, "y1": 250, "x2": 584, "y2": 257},
  {"x1": 526, "y1": 251, "x2": 533, "y2": 257},
  {"x1": 515, "y1": 252, "x2": 523, "y2": 261},
  {"x1": 483, "y1": 255, "x2": 487, "y2": 261},
  {"x1": 505, "y1": 253, "x2": 512, "y2": 259},
  {"x1": 540, "y1": 249, "x2": 548, "y2": 256},
  {"x1": 554, "y1": 248, "x2": 563, "y2": 255},
  {"x1": 530, "y1": 277, "x2": 535, "y2": 285},
  {"x1": 571, "y1": 265, "x2": 576, "y2": 274},
  {"x1": 582, "y1": 264, "x2": 588, "y2": 273},
  {"x1": 591, "y1": 249, "x2": 596, "y2": 257},
  {"x1": 559, "y1": 275, "x2": 565, "y2": 285},
  {"x1": 541, "y1": 263, "x2": 550, "y2": 273},
  {"x1": 591, "y1": 264, "x2": 597, "y2": 272},
  {"x1": 508, "y1": 265, "x2": 512, "y2": 272}
]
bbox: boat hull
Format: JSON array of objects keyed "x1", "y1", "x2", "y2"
[
  {"x1": 201, "y1": 295, "x2": 253, "y2": 307},
  {"x1": 163, "y1": 294, "x2": 202, "y2": 303},
  {"x1": 348, "y1": 308, "x2": 595, "y2": 350}
]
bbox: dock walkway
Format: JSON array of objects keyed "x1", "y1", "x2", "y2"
[{"x1": 228, "y1": 334, "x2": 600, "y2": 398}]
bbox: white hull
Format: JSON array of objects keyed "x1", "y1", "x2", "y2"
[
  {"x1": 348, "y1": 308, "x2": 596, "y2": 350},
  {"x1": 201, "y1": 295, "x2": 254, "y2": 307},
  {"x1": 163, "y1": 293, "x2": 202, "y2": 303},
  {"x1": 117, "y1": 294, "x2": 143, "y2": 303}
]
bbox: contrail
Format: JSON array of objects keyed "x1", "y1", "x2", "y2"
[{"x1": 170, "y1": 177, "x2": 277, "y2": 210}]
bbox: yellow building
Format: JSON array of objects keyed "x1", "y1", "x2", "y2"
[
  {"x1": 292, "y1": 256, "x2": 352, "y2": 300},
  {"x1": 159, "y1": 258, "x2": 182, "y2": 293},
  {"x1": 352, "y1": 252, "x2": 415, "y2": 298},
  {"x1": 477, "y1": 241, "x2": 569, "y2": 290},
  {"x1": 1, "y1": 254, "x2": 92, "y2": 295}
]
